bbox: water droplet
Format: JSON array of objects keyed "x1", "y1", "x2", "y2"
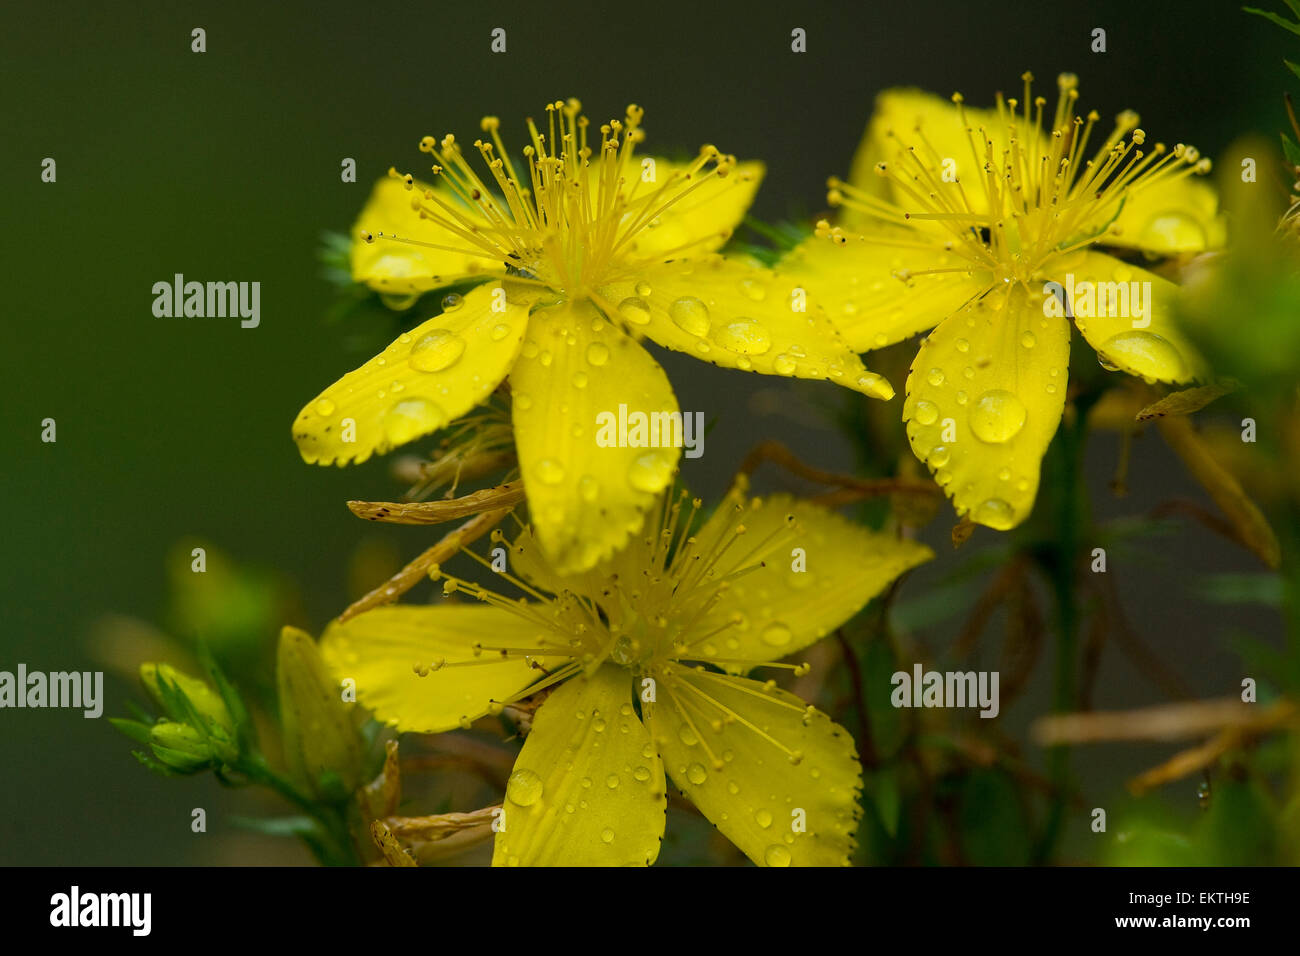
[
  {"x1": 505, "y1": 768, "x2": 544, "y2": 806},
  {"x1": 969, "y1": 390, "x2": 1027, "y2": 443},
  {"x1": 586, "y1": 341, "x2": 610, "y2": 366},
  {"x1": 605, "y1": 773, "x2": 620, "y2": 789},
  {"x1": 668, "y1": 296, "x2": 710, "y2": 336},
  {"x1": 440, "y1": 292, "x2": 463, "y2": 313},
  {"x1": 1020, "y1": 331, "x2": 1036, "y2": 349},
  {"x1": 617, "y1": 296, "x2": 651, "y2": 326},
  {"x1": 578, "y1": 475, "x2": 599, "y2": 502},
  {"x1": 409, "y1": 329, "x2": 466, "y2": 372},
  {"x1": 712, "y1": 317, "x2": 772, "y2": 355},
  {"x1": 314, "y1": 398, "x2": 336, "y2": 417},
  {"x1": 955, "y1": 338, "x2": 970, "y2": 353},
  {"x1": 927, "y1": 367, "x2": 945, "y2": 386},
  {"x1": 1097, "y1": 331, "x2": 1185, "y2": 381},
  {"x1": 761, "y1": 622, "x2": 792, "y2": 647},
  {"x1": 678, "y1": 724, "x2": 699, "y2": 747},
  {"x1": 755, "y1": 809, "x2": 773, "y2": 829},
  {"x1": 972, "y1": 497, "x2": 1016, "y2": 530},
  {"x1": 686, "y1": 762, "x2": 708, "y2": 785},
  {"x1": 773, "y1": 354, "x2": 798, "y2": 376},
  {"x1": 384, "y1": 398, "x2": 444, "y2": 444},
  {"x1": 633, "y1": 766, "x2": 651, "y2": 782},
  {"x1": 490, "y1": 323, "x2": 511, "y2": 341},
  {"x1": 913, "y1": 400, "x2": 940, "y2": 426},
  {"x1": 601, "y1": 827, "x2": 615, "y2": 844},
  {"x1": 738, "y1": 277, "x2": 768, "y2": 301},
  {"x1": 635, "y1": 280, "x2": 652, "y2": 297},
  {"x1": 628, "y1": 452, "x2": 673, "y2": 493},
  {"x1": 929, "y1": 445, "x2": 951, "y2": 467},
  {"x1": 535, "y1": 458, "x2": 565, "y2": 484},
  {"x1": 765, "y1": 845, "x2": 792, "y2": 867}
]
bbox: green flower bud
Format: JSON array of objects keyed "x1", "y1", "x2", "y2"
[
  {"x1": 140, "y1": 662, "x2": 233, "y2": 733},
  {"x1": 148, "y1": 721, "x2": 222, "y2": 773},
  {"x1": 277, "y1": 627, "x2": 363, "y2": 799}
]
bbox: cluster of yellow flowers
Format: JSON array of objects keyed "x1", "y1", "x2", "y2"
[{"x1": 290, "y1": 77, "x2": 1224, "y2": 865}]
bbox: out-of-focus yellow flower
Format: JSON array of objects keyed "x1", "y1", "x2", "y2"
[
  {"x1": 782, "y1": 74, "x2": 1224, "y2": 530},
  {"x1": 294, "y1": 100, "x2": 888, "y2": 575},
  {"x1": 321, "y1": 480, "x2": 931, "y2": 865}
]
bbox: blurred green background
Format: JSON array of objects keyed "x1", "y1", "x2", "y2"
[{"x1": 1, "y1": 0, "x2": 1291, "y2": 864}]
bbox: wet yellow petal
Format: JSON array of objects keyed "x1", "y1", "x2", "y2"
[
  {"x1": 904, "y1": 286, "x2": 1070, "y2": 531},
  {"x1": 1103, "y1": 177, "x2": 1226, "y2": 256},
  {"x1": 618, "y1": 159, "x2": 763, "y2": 262},
  {"x1": 683, "y1": 478, "x2": 933, "y2": 672},
  {"x1": 320, "y1": 604, "x2": 558, "y2": 733},
  {"x1": 492, "y1": 665, "x2": 665, "y2": 866},
  {"x1": 351, "y1": 176, "x2": 497, "y2": 294},
  {"x1": 510, "y1": 299, "x2": 681, "y2": 575},
  {"x1": 294, "y1": 282, "x2": 532, "y2": 466},
  {"x1": 844, "y1": 88, "x2": 1003, "y2": 226},
  {"x1": 1057, "y1": 250, "x2": 1208, "y2": 384},
  {"x1": 778, "y1": 228, "x2": 990, "y2": 352},
  {"x1": 645, "y1": 663, "x2": 861, "y2": 866},
  {"x1": 596, "y1": 255, "x2": 893, "y2": 399}
]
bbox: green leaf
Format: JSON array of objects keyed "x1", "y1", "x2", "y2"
[
  {"x1": 1287, "y1": 58, "x2": 1300, "y2": 80},
  {"x1": 196, "y1": 639, "x2": 256, "y2": 754},
  {"x1": 1285, "y1": 133, "x2": 1300, "y2": 168},
  {"x1": 109, "y1": 718, "x2": 153, "y2": 745},
  {"x1": 1245, "y1": 5, "x2": 1300, "y2": 36},
  {"x1": 1198, "y1": 572, "x2": 1284, "y2": 606}
]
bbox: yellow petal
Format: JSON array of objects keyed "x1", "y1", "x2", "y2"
[
  {"x1": 844, "y1": 88, "x2": 1003, "y2": 226},
  {"x1": 293, "y1": 282, "x2": 532, "y2": 466},
  {"x1": 778, "y1": 228, "x2": 990, "y2": 352},
  {"x1": 492, "y1": 665, "x2": 666, "y2": 866},
  {"x1": 645, "y1": 663, "x2": 862, "y2": 866},
  {"x1": 619, "y1": 159, "x2": 763, "y2": 262},
  {"x1": 904, "y1": 285, "x2": 1070, "y2": 531},
  {"x1": 319, "y1": 604, "x2": 558, "y2": 733},
  {"x1": 683, "y1": 478, "x2": 933, "y2": 672},
  {"x1": 351, "y1": 176, "x2": 497, "y2": 294},
  {"x1": 510, "y1": 299, "x2": 681, "y2": 575},
  {"x1": 1103, "y1": 176, "x2": 1226, "y2": 256},
  {"x1": 596, "y1": 255, "x2": 893, "y2": 399},
  {"x1": 1058, "y1": 250, "x2": 1208, "y2": 384}
]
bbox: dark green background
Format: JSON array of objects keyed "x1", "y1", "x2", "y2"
[{"x1": 1, "y1": 0, "x2": 1288, "y2": 864}]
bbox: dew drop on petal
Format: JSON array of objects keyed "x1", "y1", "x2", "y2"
[
  {"x1": 600, "y1": 827, "x2": 615, "y2": 844},
  {"x1": 913, "y1": 400, "x2": 940, "y2": 426},
  {"x1": 1097, "y1": 331, "x2": 1185, "y2": 381},
  {"x1": 972, "y1": 497, "x2": 1016, "y2": 530},
  {"x1": 668, "y1": 296, "x2": 711, "y2": 336},
  {"x1": 760, "y1": 622, "x2": 792, "y2": 647},
  {"x1": 755, "y1": 809, "x2": 773, "y2": 829},
  {"x1": 765, "y1": 845, "x2": 792, "y2": 867},
  {"x1": 383, "y1": 398, "x2": 445, "y2": 444},
  {"x1": 628, "y1": 451, "x2": 673, "y2": 493},
  {"x1": 711, "y1": 317, "x2": 772, "y2": 355},
  {"x1": 440, "y1": 292, "x2": 464, "y2": 313},
  {"x1": 505, "y1": 768, "x2": 544, "y2": 806},
  {"x1": 585, "y1": 341, "x2": 611, "y2": 366},
  {"x1": 773, "y1": 353, "x2": 798, "y2": 376},
  {"x1": 618, "y1": 296, "x2": 652, "y2": 326},
  {"x1": 686, "y1": 763, "x2": 709, "y2": 785},
  {"x1": 409, "y1": 329, "x2": 467, "y2": 372},
  {"x1": 535, "y1": 458, "x2": 565, "y2": 485},
  {"x1": 314, "y1": 398, "x2": 336, "y2": 417},
  {"x1": 969, "y1": 390, "x2": 1027, "y2": 444}
]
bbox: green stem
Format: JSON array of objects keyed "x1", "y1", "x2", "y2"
[
  {"x1": 237, "y1": 755, "x2": 361, "y2": 866},
  {"x1": 1036, "y1": 400, "x2": 1093, "y2": 862}
]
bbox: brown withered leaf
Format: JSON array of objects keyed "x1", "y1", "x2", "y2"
[{"x1": 1136, "y1": 380, "x2": 1239, "y2": 422}]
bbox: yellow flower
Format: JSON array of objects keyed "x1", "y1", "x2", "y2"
[
  {"x1": 780, "y1": 74, "x2": 1225, "y2": 530},
  {"x1": 294, "y1": 99, "x2": 889, "y2": 573},
  {"x1": 320, "y1": 479, "x2": 932, "y2": 865}
]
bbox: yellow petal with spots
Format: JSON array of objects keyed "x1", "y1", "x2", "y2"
[
  {"x1": 645, "y1": 663, "x2": 861, "y2": 866},
  {"x1": 492, "y1": 665, "x2": 665, "y2": 866},
  {"x1": 350, "y1": 176, "x2": 499, "y2": 295},
  {"x1": 845, "y1": 88, "x2": 1004, "y2": 226},
  {"x1": 596, "y1": 256, "x2": 893, "y2": 399},
  {"x1": 510, "y1": 299, "x2": 681, "y2": 575},
  {"x1": 778, "y1": 228, "x2": 990, "y2": 352},
  {"x1": 618, "y1": 159, "x2": 763, "y2": 262},
  {"x1": 293, "y1": 282, "x2": 532, "y2": 466},
  {"x1": 1056, "y1": 250, "x2": 1208, "y2": 384},
  {"x1": 1102, "y1": 176, "x2": 1226, "y2": 256},
  {"x1": 681, "y1": 479, "x2": 933, "y2": 673},
  {"x1": 904, "y1": 285, "x2": 1070, "y2": 531},
  {"x1": 319, "y1": 604, "x2": 562, "y2": 734}
]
